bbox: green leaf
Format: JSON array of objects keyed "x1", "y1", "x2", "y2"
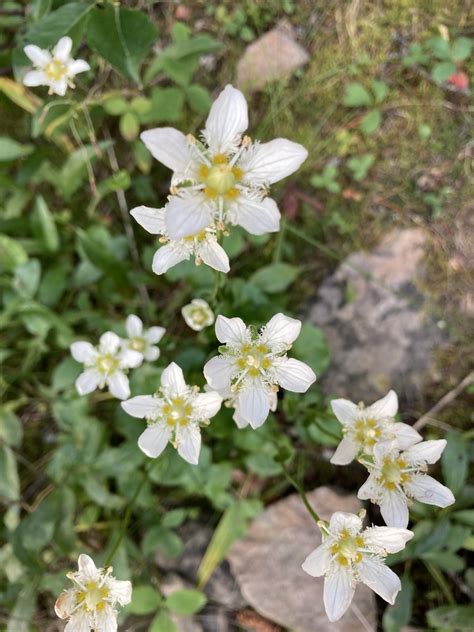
[
  {"x1": 250, "y1": 263, "x2": 300, "y2": 294},
  {"x1": 57, "y1": 140, "x2": 112, "y2": 200},
  {"x1": 87, "y1": 5, "x2": 157, "y2": 84},
  {"x1": 292, "y1": 323, "x2": 331, "y2": 375},
  {"x1": 0, "y1": 408, "x2": 23, "y2": 447},
  {"x1": 343, "y1": 83, "x2": 373, "y2": 107},
  {"x1": 197, "y1": 500, "x2": 261, "y2": 587},
  {"x1": 359, "y1": 110, "x2": 381, "y2": 135},
  {"x1": 38, "y1": 263, "x2": 68, "y2": 306},
  {"x1": 452, "y1": 510, "x2": 474, "y2": 527},
  {"x1": 426, "y1": 36, "x2": 451, "y2": 60},
  {"x1": 371, "y1": 79, "x2": 389, "y2": 103},
  {"x1": 7, "y1": 585, "x2": 36, "y2": 632},
  {"x1": 0, "y1": 235, "x2": 28, "y2": 271},
  {"x1": 31, "y1": 195, "x2": 59, "y2": 253},
  {"x1": 119, "y1": 111, "x2": 140, "y2": 141},
  {"x1": 382, "y1": 574, "x2": 413, "y2": 632},
  {"x1": 25, "y1": 2, "x2": 93, "y2": 48},
  {"x1": 127, "y1": 585, "x2": 162, "y2": 615},
  {"x1": 103, "y1": 96, "x2": 128, "y2": 116},
  {"x1": 185, "y1": 84, "x2": 212, "y2": 114},
  {"x1": 442, "y1": 431, "x2": 468, "y2": 495},
  {"x1": 431, "y1": 61, "x2": 456, "y2": 84},
  {"x1": 139, "y1": 87, "x2": 185, "y2": 124},
  {"x1": 0, "y1": 137, "x2": 33, "y2": 161},
  {"x1": 150, "y1": 611, "x2": 177, "y2": 632},
  {"x1": 451, "y1": 37, "x2": 472, "y2": 62},
  {"x1": 0, "y1": 444, "x2": 20, "y2": 501},
  {"x1": 13, "y1": 259, "x2": 41, "y2": 299},
  {"x1": 165, "y1": 589, "x2": 207, "y2": 615},
  {"x1": 52, "y1": 357, "x2": 82, "y2": 391},
  {"x1": 142, "y1": 526, "x2": 183, "y2": 558},
  {"x1": 427, "y1": 606, "x2": 474, "y2": 629},
  {"x1": 347, "y1": 153, "x2": 375, "y2": 181}
]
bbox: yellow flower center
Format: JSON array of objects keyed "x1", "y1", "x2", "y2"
[
  {"x1": 237, "y1": 343, "x2": 272, "y2": 376},
  {"x1": 45, "y1": 59, "x2": 67, "y2": 81},
  {"x1": 330, "y1": 531, "x2": 365, "y2": 566},
  {"x1": 184, "y1": 230, "x2": 207, "y2": 243},
  {"x1": 381, "y1": 457, "x2": 409, "y2": 490},
  {"x1": 129, "y1": 337, "x2": 146, "y2": 352},
  {"x1": 199, "y1": 155, "x2": 243, "y2": 198},
  {"x1": 97, "y1": 354, "x2": 119, "y2": 374},
  {"x1": 162, "y1": 397, "x2": 193, "y2": 427},
  {"x1": 353, "y1": 417, "x2": 382, "y2": 449},
  {"x1": 79, "y1": 581, "x2": 110, "y2": 612}
]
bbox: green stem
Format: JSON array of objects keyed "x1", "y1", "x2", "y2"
[
  {"x1": 272, "y1": 216, "x2": 286, "y2": 263},
  {"x1": 280, "y1": 462, "x2": 320, "y2": 525},
  {"x1": 424, "y1": 561, "x2": 455, "y2": 605},
  {"x1": 210, "y1": 270, "x2": 223, "y2": 308},
  {"x1": 285, "y1": 222, "x2": 343, "y2": 262}
]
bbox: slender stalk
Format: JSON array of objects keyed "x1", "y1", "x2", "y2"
[
  {"x1": 280, "y1": 462, "x2": 321, "y2": 525},
  {"x1": 424, "y1": 561, "x2": 455, "y2": 605},
  {"x1": 272, "y1": 216, "x2": 286, "y2": 263},
  {"x1": 210, "y1": 270, "x2": 223, "y2": 308}
]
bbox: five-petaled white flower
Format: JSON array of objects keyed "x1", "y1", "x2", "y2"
[
  {"x1": 330, "y1": 390, "x2": 422, "y2": 465},
  {"x1": 55, "y1": 554, "x2": 132, "y2": 632},
  {"x1": 70, "y1": 332, "x2": 142, "y2": 400},
  {"x1": 122, "y1": 314, "x2": 165, "y2": 362},
  {"x1": 23, "y1": 36, "x2": 90, "y2": 96},
  {"x1": 121, "y1": 362, "x2": 222, "y2": 465},
  {"x1": 302, "y1": 512, "x2": 413, "y2": 622},
  {"x1": 203, "y1": 313, "x2": 316, "y2": 429},
  {"x1": 131, "y1": 84, "x2": 307, "y2": 271},
  {"x1": 182, "y1": 298, "x2": 215, "y2": 331},
  {"x1": 358, "y1": 440, "x2": 455, "y2": 528},
  {"x1": 130, "y1": 205, "x2": 229, "y2": 274}
]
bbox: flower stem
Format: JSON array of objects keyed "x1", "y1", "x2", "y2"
[
  {"x1": 280, "y1": 462, "x2": 321, "y2": 525},
  {"x1": 424, "y1": 561, "x2": 455, "y2": 605},
  {"x1": 210, "y1": 270, "x2": 223, "y2": 308}
]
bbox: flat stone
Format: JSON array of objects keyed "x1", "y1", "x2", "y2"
[
  {"x1": 236, "y1": 20, "x2": 309, "y2": 91},
  {"x1": 308, "y1": 228, "x2": 448, "y2": 401},
  {"x1": 227, "y1": 487, "x2": 376, "y2": 631}
]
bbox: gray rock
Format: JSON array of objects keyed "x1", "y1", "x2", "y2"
[
  {"x1": 236, "y1": 20, "x2": 309, "y2": 91},
  {"x1": 308, "y1": 228, "x2": 448, "y2": 401},
  {"x1": 227, "y1": 487, "x2": 376, "y2": 631}
]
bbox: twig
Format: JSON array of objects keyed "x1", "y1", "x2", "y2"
[
  {"x1": 413, "y1": 371, "x2": 473, "y2": 430},
  {"x1": 280, "y1": 463, "x2": 320, "y2": 525}
]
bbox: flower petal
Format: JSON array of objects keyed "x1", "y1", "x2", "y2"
[
  {"x1": 160, "y1": 362, "x2": 186, "y2": 395},
  {"x1": 238, "y1": 385, "x2": 270, "y2": 429},
  {"x1": 108, "y1": 579, "x2": 132, "y2": 606},
  {"x1": 323, "y1": 567, "x2": 355, "y2": 622},
  {"x1": 404, "y1": 474, "x2": 455, "y2": 508},
  {"x1": 68, "y1": 59, "x2": 90, "y2": 75},
  {"x1": 70, "y1": 341, "x2": 96, "y2": 364},
  {"x1": 146, "y1": 326, "x2": 166, "y2": 344},
  {"x1": 75, "y1": 369, "x2": 101, "y2": 395},
  {"x1": 363, "y1": 526, "x2": 414, "y2": 554},
  {"x1": 99, "y1": 332, "x2": 121, "y2": 354},
  {"x1": 130, "y1": 205, "x2": 166, "y2": 235},
  {"x1": 119, "y1": 349, "x2": 143, "y2": 369},
  {"x1": 379, "y1": 490, "x2": 409, "y2": 528},
  {"x1": 330, "y1": 398, "x2": 359, "y2": 426},
  {"x1": 272, "y1": 358, "x2": 316, "y2": 393},
  {"x1": 144, "y1": 346, "x2": 160, "y2": 362},
  {"x1": 94, "y1": 605, "x2": 118, "y2": 632},
  {"x1": 302, "y1": 545, "x2": 331, "y2": 577},
  {"x1": 233, "y1": 408, "x2": 250, "y2": 428},
  {"x1": 392, "y1": 423, "x2": 422, "y2": 450},
  {"x1": 22, "y1": 70, "x2": 47, "y2": 86},
  {"x1": 198, "y1": 239, "x2": 230, "y2": 273},
  {"x1": 358, "y1": 557, "x2": 401, "y2": 605},
  {"x1": 165, "y1": 195, "x2": 213, "y2": 240},
  {"x1": 203, "y1": 356, "x2": 235, "y2": 390},
  {"x1": 241, "y1": 138, "x2": 308, "y2": 186},
  {"x1": 367, "y1": 389, "x2": 398, "y2": 419},
  {"x1": 403, "y1": 439, "x2": 447, "y2": 465},
  {"x1": 24, "y1": 44, "x2": 50, "y2": 66},
  {"x1": 55, "y1": 590, "x2": 76, "y2": 619},
  {"x1": 230, "y1": 195, "x2": 280, "y2": 235},
  {"x1": 107, "y1": 372, "x2": 130, "y2": 400},
  {"x1": 330, "y1": 436, "x2": 358, "y2": 465},
  {"x1": 177, "y1": 424, "x2": 201, "y2": 465},
  {"x1": 140, "y1": 127, "x2": 194, "y2": 174},
  {"x1": 215, "y1": 315, "x2": 248, "y2": 345},
  {"x1": 126, "y1": 314, "x2": 143, "y2": 338},
  {"x1": 329, "y1": 512, "x2": 362, "y2": 534},
  {"x1": 357, "y1": 473, "x2": 379, "y2": 500},
  {"x1": 261, "y1": 313, "x2": 302, "y2": 345},
  {"x1": 204, "y1": 84, "x2": 248, "y2": 154},
  {"x1": 53, "y1": 36, "x2": 72, "y2": 62},
  {"x1": 121, "y1": 395, "x2": 159, "y2": 419},
  {"x1": 78, "y1": 554, "x2": 99, "y2": 580},
  {"x1": 138, "y1": 424, "x2": 171, "y2": 458},
  {"x1": 152, "y1": 242, "x2": 190, "y2": 275},
  {"x1": 193, "y1": 391, "x2": 222, "y2": 420},
  {"x1": 65, "y1": 610, "x2": 92, "y2": 632},
  {"x1": 51, "y1": 78, "x2": 68, "y2": 96}
]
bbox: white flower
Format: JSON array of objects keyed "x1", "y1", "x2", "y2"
[
  {"x1": 358, "y1": 440, "x2": 455, "y2": 528},
  {"x1": 203, "y1": 313, "x2": 316, "y2": 429},
  {"x1": 23, "y1": 36, "x2": 89, "y2": 96},
  {"x1": 55, "y1": 554, "x2": 132, "y2": 632},
  {"x1": 122, "y1": 314, "x2": 165, "y2": 362},
  {"x1": 130, "y1": 205, "x2": 229, "y2": 275},
  {"x1": 302, "y1": 512, "x2": 413, "y2": 622},
  {"x1": 121, "y1": 362, "x2": 222, "y2": 465},
  {"x1": 70, "y1": 332, "x2": 142, "y2": 400},
  {"x1": 211, "y1": 384, "x2": 278, "y2": 429},
  {"x1": 182, "y1": 299, "x2": 215, "y2": 331},
  {"x1": 135, "y1": 84, "x2": 308, "y2": 243},
  {"x1": 330, "y1": 390, "x2": 422, "y2": 465}
]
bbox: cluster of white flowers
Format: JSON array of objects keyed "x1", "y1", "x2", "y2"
[
  {"x1": 70, "y1": 315, "x2": 165, "y2": 400},
  {"x1": 130, "y1": 84, "x2": 308, "y2": 275},
  {"x1": 302, "y1": 390, "x2": 455, "y2": 621},
  {"x1": 55, "y1": 554, "x2": 131, "y2": 632}
]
